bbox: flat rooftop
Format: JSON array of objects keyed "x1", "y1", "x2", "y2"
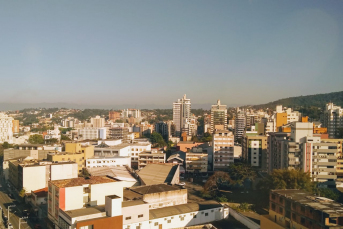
[
  {"x1": 64, "y1": 205, "x2": 105, "y2": 218},
  {"x1": 122, "y1": 200, "x2": 146, "y2": 207},
  {"x1": 272, "y1": 189, "x2": 343, "y2": 217},
  {"x1": 149, "y1": 201, "x2": 222, "y2": 219},
  {"x1": 50, "y1": 176, "x2": 116, "y2": 188},
  {"x1": 124, "y1": 184, "x2": 183, "y2": 201}
]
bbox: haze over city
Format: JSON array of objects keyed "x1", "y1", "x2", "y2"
[{"x1": 1, "y1": 0, "x2": 343, "y2": 109}]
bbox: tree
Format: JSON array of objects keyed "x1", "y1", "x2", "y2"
[
  {"x1": 257, "y1": 169, "x2": 314, "y2": 193},
  {"x1": 19, "y1": 188, "x2": 26, "y2": 198},
  {"x1": 2, "y1": 142, "x2": 11, "y2": 149},
  {"x1": 201, "y1": 132, "x2": 212, "y2": 142},
  {"x1": 150, "y1": 132, "x2": 166, "y2": 148},
  {"x1": 61, "y1": 134, "x2": 71, "y2": 141},
  {"x1": 191, "y1": 135, "x2": 199, "y2": 142},
  {"x1": 45, "y1": 138, "x2": 59, "y2": 144},
  {"x1": 204, "y1": 171, "x2": 231, "y2": 196},
  {"x1": 315, "y1": 188, "x2": 340, "y2": 201},
  {"x1": 28, "y1": 134, "x2": 45, "y2": 144},
  {"x1": 229, "y1": 163, "x2": 256, "y2": 185}
]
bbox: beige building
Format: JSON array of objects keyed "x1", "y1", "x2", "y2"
[
  {"x1": 212, "y1": 130, "x2": 234, "y2": 170},
  {"x1": 242, "y1": 134, "x2": 268, "y2": 170},
  {"x1": 91, "y1": 115, "x2": 105, "y2": 128},
  {"x1": 138, "y1": 149, "x2": 165, "y2": 169},
  {"x1": 47, "y1": 143, "x2": 94, "y2": 172},
  {"x1": 8, "y1": 158, "x2": 78, "y2": 193},
  {"x1": 210, "y1": 100, "x2": 227, "y2": 133},
  {"x1": 185, "y1": 152, "x2": 208, "y2": 173}
]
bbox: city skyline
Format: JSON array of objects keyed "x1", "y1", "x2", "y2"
[{"x1": 1, "y1": 1, "x2": 343, "y2": 108}]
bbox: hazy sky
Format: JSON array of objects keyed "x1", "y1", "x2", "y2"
[{"x1": 1, "y1": 1, "x2": 342, "y2": 108}]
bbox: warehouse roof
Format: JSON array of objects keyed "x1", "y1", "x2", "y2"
[{"x1": 149, "y1": 201, "x2": 222, "y2": 219}]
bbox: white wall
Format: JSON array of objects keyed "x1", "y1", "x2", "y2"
[
  {"x1": 124, "y1": 207, "x2": 228, "y2": 229},
  {"x1": 86, "y1": 157, "x2": 131, "y2": 168},
  {"x1": 23, "y1": 166, "x2": 46, "y2": 193},
  {"x1": 50, "y1": 163, "x2": 78, "y2": 180},
  {"x1": 90, "y1": 182, "x2": 125, "y2": 205},
  {"x1": 65, "y1": 186, "x2": 84, "y2": 211}
]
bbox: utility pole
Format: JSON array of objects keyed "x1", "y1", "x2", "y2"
[
  {"x1": 19, "y1": 217, "x2": 28, "y2": 229},
  {"x1": 7, "y1": 205, "x2": 15, "y2": 229}
]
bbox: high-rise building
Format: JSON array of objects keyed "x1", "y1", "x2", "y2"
[
  {"x1": 212, "y1": 130, "x2": 234, "y2": 170},
  {"x1": 210, "y1": 100, "x2": 227, "y2": 133},
  {"x1": 242, "y1": 134, "x2": 268, "y2": 171},
  {"x1": 234, "y1": 109, "x2": 246, "y2": 142},
  {"x1": 0, "y1": 113, "x2": 14, "y2": 144},
  {"x1": 173, "y1": 94, "x2": 191, "y2": 137},
  {"x1": 12, "y1": 120, "x2": 19, "y2": 134},
  {"x1": 109, "y1": 111, "x2": 121, "y2": 121},
  {"x1": 155, "y1": 121, "x2": 169, "y2": 142},
  {"x1": 91, "y1": 115, "x2": 105, "y2": 128},
  {"x1": 324, "y1": 103, "x2": 343, "y2": 138}
]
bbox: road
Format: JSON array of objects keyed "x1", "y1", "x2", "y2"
[{"x1": 0, "y1": 181, "x2": 31, "y2": 229}]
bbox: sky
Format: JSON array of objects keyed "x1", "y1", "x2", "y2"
[{"x1": 1, "y1": 1, "x2": 343, "y2": 109}]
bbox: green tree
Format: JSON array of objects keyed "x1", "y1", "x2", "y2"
[
  {"x1": 2, "y1": 142, "x2": 11, "y2": 149},
  {"x1": 150, "y1": 132, "x2": 166, "y2": 148},
  {"x1": 257, "y1": 169, "x2": 314, "y2": 193},
  {"x1": 28, "y1": 134, "x2": 45, "y2": 144},
  {"x1": 315, "y1": 188, "x2": 340, "y2": 201},
  {"x1": 191, "y1": 135, "x2": 199, "y2": 142},
  {"x1": 204, "y1": 171, "x2": 231, "y2": 196},
  {"x1": 229, "y1": 163, "x2": 256, "y2": 185},
  {"x1": 45, "y1": 138, "x2": 59, "y2": 144},
  {"x1": 19, "y1": 188, "x2": 26, "y2": 198},
  {"x1": 201, "y1": 132, "x2": 212, "y2": 142},
  {"x1": 61, "y1": 134, "x2": 71, "y2": 141}
]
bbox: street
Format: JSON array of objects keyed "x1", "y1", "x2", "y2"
[{"x1": 0, "y1": 180, "x2": 30, "y2": 229}]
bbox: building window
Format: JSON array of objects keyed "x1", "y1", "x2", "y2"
[
  {"x1": 138, "y1": 214, "x2": 143, "y2": 218},
  {"x1": 125, "y1": 216, "x2": 131, "y2": 220},
  {"x1": 167, "y1": 220, "x2": 171, "y2": 223},
  {"x1": 279, "y1": 207, "x2": 283, "y2": 214},
  {"x1": 205, "y1": 213, "x2": 208, "y2": 216}
]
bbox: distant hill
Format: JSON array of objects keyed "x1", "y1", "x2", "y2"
[{"x1": 251, "y1": 91, "x2": 343, "y2": 110}]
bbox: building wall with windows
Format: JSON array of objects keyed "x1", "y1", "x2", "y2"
[
  {"x1": 86, "y1": 156, "x2": 131, "y2": 168},
  {"x1": 212, "y1": 130, "x2": 234, "y2": 170},
  {"x1": 0, "y1": 112, "x2": 14, "y2": 144}
]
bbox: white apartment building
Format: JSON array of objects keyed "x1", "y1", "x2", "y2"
[
  {"x1": 324, "y1": 103, "x2": 343, "y2": 138},
  {"x1": 86, "y1": 156, "x2": 131, "y2": 168},
  {"x1": 173, "y1": 94, "x2": 191, "y2": 136},
  {"x1": 9, "y1": 159, "x2": 78, "y2": 193},
  {"x1": 44, "y1": 125, "x2": 61, "y2": 140},
  {"x1": 213, "y1": 130, "x2": 234, "y2": 170},
  {"x1": 234, "y1": 110, "x2": 246, "y2": 141},
  {"x1": 0, "y1": 112, "x2": 14, "y2": 144},
  {"x1": 78, "y1": 127, "x2": 99, "y2": 140},
  {"x1": 121, "y1": 109, "x2": 141, "y2": 119}
]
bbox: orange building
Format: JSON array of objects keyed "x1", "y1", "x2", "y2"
[
  {"x1": 109, "y1": 111, "x2": 121, "y2": 121},
  {"x1": 12, "y1": 120, "x2": 19, "y2": 133},
  {"x1": 276, "y1": 113, "x2": 287, "y2": 128}
]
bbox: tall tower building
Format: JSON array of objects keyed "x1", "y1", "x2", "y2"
[
  {"x1": 210, "y1": 100, "x2": 227, "y2": 133},
  {"x1": 173, "y1": 94, "x2": 191, "y2": 137},
  {"x1": 0, "y1": 113, "x2": 14, "y2": 144},
  {"x1": 324, "y1": 103, "x2": 343, "y2": 138}
]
